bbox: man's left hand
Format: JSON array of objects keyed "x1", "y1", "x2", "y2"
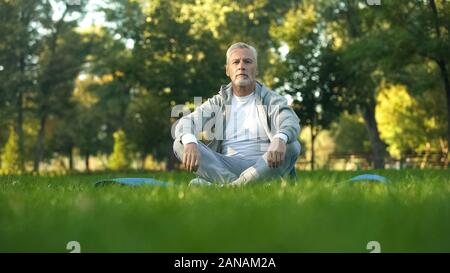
[{"x1": 267, "y1": 137, "x2": 286, "y2": 168}]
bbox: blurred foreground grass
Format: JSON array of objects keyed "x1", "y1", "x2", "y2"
[{"x1": 0, "y1": 169, "x2": 449, "y2": 252}]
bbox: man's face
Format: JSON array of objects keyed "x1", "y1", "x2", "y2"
[{"x1": 226, "y1": 48, "x2": 258, "y2": 87}]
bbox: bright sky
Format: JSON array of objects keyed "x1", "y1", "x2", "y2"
[
  {"x1": 79, "y1": 0, "x2": 106, "y2": 28},
  {"x1": 51, "y1": 0, "x2": 106, "y2": 28}
]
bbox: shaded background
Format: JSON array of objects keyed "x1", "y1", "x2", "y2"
[{"x1": 0, "y1": 0, "x2": 449, "y2": 173}]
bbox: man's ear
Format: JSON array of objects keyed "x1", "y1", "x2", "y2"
[{"x1": 225, "y1": 65, "x2": 230, "y2": 77}]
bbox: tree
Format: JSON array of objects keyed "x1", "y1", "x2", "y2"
[
  {"x1": 1, "y1": 127, "x2": 20, "y2": 174},
  {"x1": 317, "y1": 0, "x2": 392, "y2": 168},
  {"x1": 270, "y1": 3, "x2": 344, "y2": 170},
  {"x1": 322, "y1": 0, "x2": 450, "y2": 168},
  {"x1": 69, "y1": 74, "x2": 110, "y2": 172},
  {"x1": 109, "y1": 129, "x2": 132, "y2": 170},
  {"x1": 373, "y1": 0, "x2": 450, "y2": 162},
  {"x1": 0, "y1": 0, "x2": 47, "y2": 171},
  {"x1": 330, "y1": 112, "x2": 371, "y2": 155},
  {"x1": 125, "y1": 91, "x2": 171, "y2": 169},
  {"x1": 32, "y1": 0, "x2": 91, "y2": 172},
  {"x1": 73, "y1": 105, "x2": 106, "y2": 172},
  {"x1": 376, "y1": 83, "x2": 447, "y2": 163},
  {"x1": 48, "y1": 106, "x2": 77, "y2": 171}
]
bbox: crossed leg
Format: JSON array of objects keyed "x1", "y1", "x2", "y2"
[{"x1": 173, "y1": 138, "x2": 301, "y2": 185}]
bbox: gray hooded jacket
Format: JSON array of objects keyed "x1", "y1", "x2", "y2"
[{"x1": 174, "y1": 81, "x2": 301, "y2": 153}]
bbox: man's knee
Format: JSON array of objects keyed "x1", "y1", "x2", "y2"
[{"x1": 286, "y1": 141, "x2": 301, "y2": 159}]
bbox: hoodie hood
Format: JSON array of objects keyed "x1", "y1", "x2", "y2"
[{"x1": 219, "y1": 81, "x2": 266, "y2": 103}]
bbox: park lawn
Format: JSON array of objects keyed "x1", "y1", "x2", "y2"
[{"x1": 0, "y1": 169, "x2": 449, "y2": 253}]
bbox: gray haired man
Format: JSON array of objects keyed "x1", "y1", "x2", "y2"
[{"x1": 173, "y1": 42, "x2": 301, "y2": 186}]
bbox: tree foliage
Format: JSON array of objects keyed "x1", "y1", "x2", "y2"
[
  {"x1": 109, "y1": 129, "x2": 132, "y2": 170},
  {"x1": 376, "y1": 84, "x2": 447, "y2": 158},
  {"x1": 0, "y1": 0, "x2": 448, "y2": 171},
  {"x1": 1, "y1": 127, "x2": 20, "y2": 174}
]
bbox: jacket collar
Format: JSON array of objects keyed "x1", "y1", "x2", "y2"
[{"x1": 219, "y1": 81, "x2": 266, "y2": 104}]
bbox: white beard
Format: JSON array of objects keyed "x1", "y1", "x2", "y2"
[{"x1": 235, "y1": 78, "x2": 252, "y2": 86}]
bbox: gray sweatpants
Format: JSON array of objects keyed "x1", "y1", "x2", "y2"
[{"x1": 173, "y1": 138, "x2": 301, "y2": 184}]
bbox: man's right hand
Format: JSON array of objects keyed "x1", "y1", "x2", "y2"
[{"x1": 183, "y1": 143, "x2": 199, "y2": 172}]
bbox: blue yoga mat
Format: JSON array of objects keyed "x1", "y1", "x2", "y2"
[
  {"x1": 94, "y1": 177, "x2": 170, "y2": 187},
  {"x1": 348, "y1": 174, "x2": 390, "y2": 184}
]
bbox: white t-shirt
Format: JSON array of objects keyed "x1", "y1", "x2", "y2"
[{"x1": 221, "y1": 92, "x2": 269, "y2": 161}]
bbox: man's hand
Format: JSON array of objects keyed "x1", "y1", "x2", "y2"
[
  {"x1": 183, "y1": 143, "x2": 199, "y2": 172},
  {"x1": 267, "y1": 137, "x2": 286, "y2": 168}
]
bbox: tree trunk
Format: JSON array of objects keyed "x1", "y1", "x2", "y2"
[
  {"x1": 435, "y1": 59, "x2": 450, "y2": 158},
  {"x1": 16, "y1": 55, "x2": 25, "y2": 172},
  {"x1": 429, "y1": 0, "x2": 450, "y2": 161},
  {"x1": 16, "y1": 0, "x2": 31, "y2": 172},
  {"x1": 85, "y1": 152, "x2": 90, "y2": 173},
  {"x1": 32, "y1": 6, "x2": 69, "y2": 173},
  {"x1": 141, "y1": 153, "x2": 147, "y2": 170},
  {"x1": 16, "y1": 87, "x2": 25, "y2": 172},
  {"x1": 343, "y1": 0, "x2": 386, "y2": 169},
  {"x1": 33, "y1": 115, "x2": 47, "y2": 173},
  {"x1": 420, "y1": 143, "x2": 431, "y2": 169},
  {"x1": 68, "y1": 146, "x2": 74, "y2": 171},
  {"x1": 439, "y1": 138, "x2": 448, "y2": 168},
  {"x1": 310, "y1": 125, "x2": 316, "y2": 171},
  {"x1": 309, "y1": 112, "x2": 319, "y2": 171},
  {"x1": 361, "y1": 103, "x2": 387, "y2": 169}
]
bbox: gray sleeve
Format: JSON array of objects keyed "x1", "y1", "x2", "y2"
[{"x1": 267, "y1": 94, "x2": 301, "y2": 143}]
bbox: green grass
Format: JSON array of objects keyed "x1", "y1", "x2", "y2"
[{"x1": 0, "y1": 169, "x2": 449, "y2": 252}]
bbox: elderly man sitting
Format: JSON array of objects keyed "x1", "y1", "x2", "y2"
[{"x1": 173, "y1": 42, "x2": 301, "y2": 186}]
